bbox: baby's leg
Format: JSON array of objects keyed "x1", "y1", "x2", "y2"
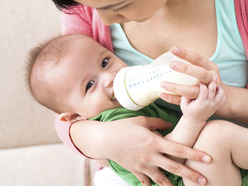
[{"x1": 183, "y1": 120, "x2": 248, "y2": 186}]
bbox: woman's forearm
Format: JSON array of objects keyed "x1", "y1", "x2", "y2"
[
  {"x1": 70, "y1": 120, "x2": 110, "y2": 159},
  {"x1": 215, "y1": 85, "x2": 248, "y2": 124}
]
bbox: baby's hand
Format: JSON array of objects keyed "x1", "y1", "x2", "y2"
[{"x1": 180, "y1": 75, "x2": 225, "y2": 123}]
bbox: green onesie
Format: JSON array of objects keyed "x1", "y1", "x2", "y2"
[{"x1": 90, "y1": 103, "x2": 248, "y2": 186}]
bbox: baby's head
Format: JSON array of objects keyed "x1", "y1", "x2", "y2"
[{"x1": 27, "y1": 33, "x2": 126, "y2": 122}]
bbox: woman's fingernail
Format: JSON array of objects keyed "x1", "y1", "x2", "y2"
[
  {"x1": 159, "y1": 93, "x2": 167, "y2": 101},
  {"x1": 161, "y1": 82, "x2": 167, "y2": 88},
  {"x1": 167, "y1": 122, "x2": 173, "y2": 127},
  {"x1": 198, "y1": 177, "x2": 207, "y2": 185},
  {"x1": 171, "y1": 47, "x2": 181, "y2": 54},
  {"x1": 214, "y1": 75, "x2": 220, "y2": 84},
  {"x1": 213, "y1": 74, "x2": 218, "y2": 81},
  {"x1": 170, "y1": 62, "x2": 178, "y2": 70},
  {"x1": 202, "y1": 155, "x2": 211, "y2": 163}
]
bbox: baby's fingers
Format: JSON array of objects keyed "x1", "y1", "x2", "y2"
[
  {"x1": 214, "y1": 85, "x2": 226, "y2": 106},
  {"x1": 207, "y1": 75, "x2": 226, "y2": 106},
  {"x1": 207, "y1": 75, "x2": 218, "y2": 101},
  {"x1": 197, "y1": 83, "x2": 208, "y2": 102},
  {"x1": 180, "y1": 96, "x2": 191, "y2": 109}
]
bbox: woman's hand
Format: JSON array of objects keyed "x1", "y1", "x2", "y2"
[
  {"x1": 160, "y1": 46, "x2": 221, "y2": 105},
  {"x1": 71, "y1": 117, "x2": 211, "y2": 185},
  {"x1": 159, "y1": 47, "x2": 248, "y2": 124}
]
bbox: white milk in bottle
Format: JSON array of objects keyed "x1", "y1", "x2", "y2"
[{"x1": 113, "y1": 51, "x2": 199, "y2": 110}]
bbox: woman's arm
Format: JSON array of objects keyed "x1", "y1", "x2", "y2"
[
  {"x1": 160, "y1": 47, "x2": 248, "y2": 124},
  {"x1": 69, "y1": 116, "x2": 211, "y2": 185}
]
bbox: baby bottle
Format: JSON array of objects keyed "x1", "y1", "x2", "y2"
[{"x1": 113, "y1": 51, "x2": 199, "y2": 111}]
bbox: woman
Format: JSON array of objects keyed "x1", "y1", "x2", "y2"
[{"x1": 52, "y1": 0, "x2": 248, "y2": 185}]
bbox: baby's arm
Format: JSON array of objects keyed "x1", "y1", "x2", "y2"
[{"x1": 165, "y1": 75, "x2": 225, "y2": 163}]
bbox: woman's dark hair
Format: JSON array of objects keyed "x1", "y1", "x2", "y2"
[{"x1": 52, "y1": 0, "x2": 80, "y2": 10}]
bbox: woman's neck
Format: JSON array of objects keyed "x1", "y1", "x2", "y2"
[{"x1": 121, "y1": 0, "x2": 217, "y2": 59}]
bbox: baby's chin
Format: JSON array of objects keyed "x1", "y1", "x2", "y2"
[
  {"x1": 87, "y1": 103, "x2": 122, "y2": 119},
  {"x1": 107, "y1": 102, "x2": 123, "y2": 111},
  {"x1": 112, "y1": 98, "x2": 123, "y2": 109}
]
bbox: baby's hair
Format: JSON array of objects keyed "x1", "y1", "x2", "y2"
[
  {"x1": 51, "y1": 0, "x2": 79, "y2": 10},
  {"x1": 26, "y1": 34, "x2": 75, "y2": 113}
]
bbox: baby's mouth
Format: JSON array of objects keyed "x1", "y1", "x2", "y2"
[{"x1": 111, "y1": 94, "x2": 116, "y2": 101}]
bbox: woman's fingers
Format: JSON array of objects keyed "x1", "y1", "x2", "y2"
[
  {"x1": 107, "y1": 117, "x2": 211, "y2": 185},
  {"x1": 171, "y1": 46, "x2": 216, "y2": 70},
  {"x1": 160, "y1": 82, "x2": 199, "y2": 105},
  {"x1": 170, "y1": 61, "x2": 213, "y2": 85},
  {"x1": 147, "y1": 168, "x2": 174, "y2": 186},
  {"x1": 137, "y1": 118, "x2": 211, "y2": 163},
  {"x1": 132, "y1": 172, "x2": 151, "y2": 186},
  {"x1": 170, "y1": 46, "x2": 219, "y2": 85},
  {"x1": 159, "y1": 93, "x2": 181, "y2": 105},
  {"x1": 154, "y1": 138, "x2": 210, "y2": 185},
  {"x1": 141, "y1": 133, "x2": 210, "y2": 184},
  {"x1": 157, "y1": 138, "x2": 211, "y2": 163},
  {"x1": 134, "y1": 169, "x2": 174, "y2": 186},
  {"x1": 155, "y1": 155, "x2": 207, "y2": 185}
]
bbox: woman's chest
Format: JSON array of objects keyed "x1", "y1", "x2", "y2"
[{"x1": 121, "y1": 15, "x2": 217, "y2": 59}]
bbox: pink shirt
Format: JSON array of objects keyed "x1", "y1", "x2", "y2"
[
  {"x1": 55, "y1": 1, "x2": 248, "y2": 156},
  {"x1": 235, "y1": 0, "x2": 248, "y2": 57}
]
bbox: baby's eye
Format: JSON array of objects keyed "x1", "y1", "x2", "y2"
[
  {"x1": 86, "y1": 80, "x2": 95, "y2": 92},
  {"x1": 102, "y1": 58, "x2": 109, "y2": 68}
]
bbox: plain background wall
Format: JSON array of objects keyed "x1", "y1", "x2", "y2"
[{"x1": 0, "y1": 0, "x2": 63, "y2": 148}]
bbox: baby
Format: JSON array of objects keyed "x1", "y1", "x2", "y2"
[{"x1": 26, "y1": 33, "x2": 248, "y2": 186}]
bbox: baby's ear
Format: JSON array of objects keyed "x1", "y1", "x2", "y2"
[{"x1": 59, "y1": 112, "x2": 87, "y2": 123}]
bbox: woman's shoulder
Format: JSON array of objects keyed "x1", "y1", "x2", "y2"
[
  {"x1": 234, "y1": 0, "x2": 248, "y2": 57},
  {"x1": 62, "y1": 5, "x2": 98, "y2": 19},
  {"x1": 61, "y1": 5, "x2": 101, "y2": 35}
]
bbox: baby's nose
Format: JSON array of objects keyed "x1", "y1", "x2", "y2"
[
  {"x1": 103, "y1": 79, "x2": 112, "y2": 88},
  {"x1": 103, "y1": 72, "x2": 116, "y2": 88}
]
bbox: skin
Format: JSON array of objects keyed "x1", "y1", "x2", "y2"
[
  {"x1": 80, "y1": 0, "x2": 166, "y2": 24},
  {"x1": 51, "y1": 35, "x2": 248, "y2": 185},
  {"x1": 57, "y1": 35, "x2": 211, "y2": 185},
  {"x1": 167, "y1": 47, "x2": 248, "y2": 124},
  {"x1": 53, "y1": 35, "x2": 127, "y2": 120},
  {"x1": 74, "y1": 0, "x2": 248, "y2": 123},
  {"x1": 54, "y1": 34, "x2": 224, "y2": 185},
  {"x1": 61, "y1": 0, "x2": 248, "y2": 185}
]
